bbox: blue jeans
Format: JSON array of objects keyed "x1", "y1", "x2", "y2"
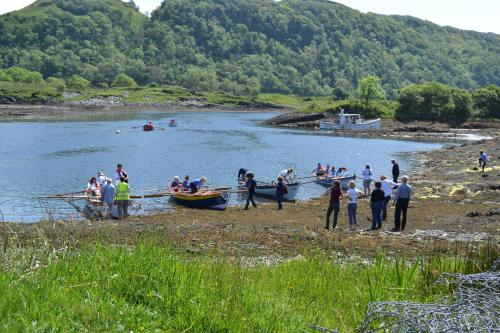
[
  {"x1": 371, "y1": 201, "x2": 384, "y2": 229},
  {"x1": 348, "y1": 203, "x2": 357, "y2": 225}
]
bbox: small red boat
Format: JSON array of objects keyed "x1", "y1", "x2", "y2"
[{"x1": 143, "y1": 121, "x2": 154, "y2": 131}]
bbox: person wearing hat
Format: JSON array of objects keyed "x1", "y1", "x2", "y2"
[
  {"x1": 102, "y1": 178, "x2": 116, "y2": 218},
  {"x1": 243, "y1": 172, "x2": 257, "y2": 210},
  {"x1": 189, "y1": 177, "x2": 206, "y2": 194},
  {"x1": 391, "y1": 160, "x2": 400, "y2": 183},
  {"x1": 170, "y1": 176, "x2": 180, "y2": 191},
  {"x1": 97, "y1": 172, "x2": 107, "y2": 194}
]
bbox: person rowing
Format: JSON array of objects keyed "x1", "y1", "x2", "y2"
[
  {"x1": 312, "y1": 163, "x2": 325, "y2": 176},
  {"x1": 170, "y1": 176, "x2": 180, "y2": 191},
  {"x1": 86, "y1": 176, "x2": 100, "y2": 196},
  {"x1": 181, "y1": 175, "x2": 190, "y2": 191}
]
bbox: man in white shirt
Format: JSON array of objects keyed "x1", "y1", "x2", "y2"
[
  {"x1": 279, "y1": 168, "x2": 295, "y2": 183},
  {"x1": 479, "y1": 150, "x2": 489, "y2": 172},
  {"x1": 114, "y1": 163, "x2": 128, "y2": 184},
  {"x1": 380, "y1": 176, "x2": 397, "y2": 221}
]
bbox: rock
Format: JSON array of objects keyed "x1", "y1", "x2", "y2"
[{"x1": 466, "y1": 211, "x2": 481, "y2": 218}]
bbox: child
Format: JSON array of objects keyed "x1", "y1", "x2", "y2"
[{"x1": 244, "y1": 172, "x2": 257, "y2": 210}]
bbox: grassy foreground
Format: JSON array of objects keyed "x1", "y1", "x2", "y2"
[{"x1": 0, "y1": 244, "x2": 495, "y2": 332}]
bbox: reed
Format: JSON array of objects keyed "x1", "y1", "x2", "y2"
[{"x1": 0, "y1": 243, "x2": 495, "y2": 332}]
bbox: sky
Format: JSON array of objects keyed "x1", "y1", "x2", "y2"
[{"x1": 0, "y1": 0, "x2": 498, "y2": 34}]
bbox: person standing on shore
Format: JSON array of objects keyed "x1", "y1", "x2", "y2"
[
  {"x1": 392, "y1": 176, "x2": 412, "y2": 232},
  {"x1": 380, "y1": 176, "x2": 397, "y2": 222},
  {"x1": 244, "y1": 172, "x2": 257, "y2": 210},
  {"x1": 479, "y1": 150, "x2": 489, "y2": 172},
  {"x1": 362, "y1": 165, "x2": 373, "y2": 196},
  {"x1": 115, "y1": 176, "x2": 130, "y2": 220},
  {"x1": 325, "y1": 180, "x2": 342, "y2": 230},
  {"x1": 102, "y1": 178, "x2": 116, "y2": 218},
  {"x1": 114, "y1": 164, "x2": 128, "y2": 184},
  {"x1": 391, "y1": 159, "x2": 400, "y2": 183},
  {"x1": 97, "y1": 172, "x2": 107, "y2": 195},
  {"x1": 346, "y1": 180, "x2": 358, "y2": 230},
  {"x1": 370, "y1": 181, "x2": 385, "y2": 230},
  {"x1": 275, "y1": 176, "x2": 287, "y2": 210}
]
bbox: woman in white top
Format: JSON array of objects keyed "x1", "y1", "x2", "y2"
[
  {"x1": 346, "y1": 180, "x2": 358, "y2": 230},
  {"x1": 361, "y1": 165, "x2": 373, "y2": 196}
]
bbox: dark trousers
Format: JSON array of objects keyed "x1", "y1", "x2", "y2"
[
  {"x1": 348, "y1": 203, "x2": 357, "y2": 225},
  {"x1": 393, "y1": 175, "x2": 398, "y2": 183},
  {"x1": 382, "y1": 195, "x2": 391, "y2": 221},
  {"x1": 277, "y1": 193, "x2": 283, "y2": 210},
  {"x1": 394, "y1": 198, "x2": 409, "y2": 231},
  {"x1": 326, "y1": 201, "x2": 340, "y2": 229},
  {"x1": 371, "y1": 201, "x2": 384, "y2": 229},
  {"x1": 117, "y1": 200, "x2": 129, "y2": 220},
  {"x1": 479, "y1": 159, "x2": 487, "y2": 172},
  {"x1": 245, "y1": 192, "x2": 256, "y2": 209}
]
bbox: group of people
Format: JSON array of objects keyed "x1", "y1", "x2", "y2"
[
  {"x1": 326, "y1": 159, "x2": 410, "y2": 232},
  {"x1": 313, "y1": 163, "x2": 350, "y2": 178},
  {"x1": 239, "y1": 168, "x2": 291, "y2": 210},
  {"x1": 85, "y1": 164, "x2": 130, "y2": 220},
  {"x1": 169, "y1": 175, "x2": 207, "y2": 194}
]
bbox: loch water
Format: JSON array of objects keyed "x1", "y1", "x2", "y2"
[{"x1": 0, "y1": 111, "x2": 443, "y2": 222}]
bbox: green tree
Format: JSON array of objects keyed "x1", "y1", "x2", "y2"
[
  {"x1": 47, "y1": 77, "x2": 66, "y2": 92},
  {"x1": 396, "y1": 82, "x2": 471, "y2": 124},
  {"x1": 112, "y1": 73, "x2": 137, "y2": 87},
  {"x1": 357, "y1": 76, "x2": 385, "y2": 117},
  {"x1": 67, "y1": 75, "x2": 90, "y2": 91},
  {"x1": 473, "y1": 85, "x2": 500, "y2": 118}
]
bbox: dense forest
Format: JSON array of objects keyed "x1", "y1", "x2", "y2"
[{"x1": 0, "y1": 0, "x2": 499, "y2": 97}]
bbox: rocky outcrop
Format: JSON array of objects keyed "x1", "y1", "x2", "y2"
[{"x1": 262, "y1": 112, "x2": 327, "y2": 125}]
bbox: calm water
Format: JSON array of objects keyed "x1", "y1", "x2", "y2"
[{"x1": 0, "y1": 111, "x2": 443, "y2": 222}]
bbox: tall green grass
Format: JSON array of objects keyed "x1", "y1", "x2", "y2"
[{"x1": 0, "y1": 244, "x2": 495, "y2": 332}]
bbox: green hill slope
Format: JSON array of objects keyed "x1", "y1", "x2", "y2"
[{"x1": 0, "y1": 0, "x2": 498, "y2": 96}]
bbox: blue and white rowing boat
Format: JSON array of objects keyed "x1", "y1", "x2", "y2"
[{"x1": 315, "y1": 175, "x2": 356, "y2": 190}]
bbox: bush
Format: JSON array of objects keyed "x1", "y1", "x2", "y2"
[
  {"x1": 395, "y1": 82, "x2": 471, "y2": 124},
  {"x1": 6, "y1": 67, "x2": 44, "y2": 83},
  {"x1": 0, "y1": 69, "x2": 13, "y2": 82},
  {"x1": 67, "y1": 75, "x2": 90, "y2": 91},
  {"x1": 473, "y1": 85, "x2": 500, "y2": 119},
  {"x1": 46, "y1": 77, "x2": 66, "y2": 92},
  {"x1": 111, "y1": 73, "x2": 137, "y2": 87}
]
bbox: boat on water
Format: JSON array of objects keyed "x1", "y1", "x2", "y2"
[
  {"x1": 239, "y1": 181, "x2": 300, "y2": 201},
  {"x1": 172, "y1": 187, "x2": 231, "y2": 210},
  {"x1": 319, "y1": 109, "x2": 380, "y2": 131},
  {"x1": 143, "y1": 121, "x2": 154, "y2": 131},
  {"x1": 315, "y1": 175, "x2": 356, "y2": 190},
  {"x1": 169, "y1": 119, "x2": 178, "y2": 127}
]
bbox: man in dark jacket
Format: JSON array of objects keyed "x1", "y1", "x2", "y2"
[
  {"x1": 244, "y1": 172, "x2": 257, "y2": 210},
  {"x1": 276, "y1": 176, "x2": 287, "y2": 210},
  {"x1": 391, "y1": 159, "x2": 400, "y2": 183}
]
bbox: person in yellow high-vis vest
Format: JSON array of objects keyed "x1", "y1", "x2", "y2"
[{"x1": 115, "y1": 177, "x2": 130, "y2": 220}]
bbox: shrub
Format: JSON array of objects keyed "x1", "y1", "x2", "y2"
[
  {"x1": 111, "y1": 73, "x2": 137, "y2": 87},
  {"x1": 67, "y1": 75, "x2": 90, "y2": 91}
]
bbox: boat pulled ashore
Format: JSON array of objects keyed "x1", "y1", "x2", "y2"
[
  {"x1": 320, "y1": 109, "x2": 380, "y2": 131},
  {"x1": 172, "y1": 187, "x2": 231, "y2": 210}
]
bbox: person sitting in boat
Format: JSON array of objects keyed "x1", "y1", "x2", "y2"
[
  {"x1": 189, "y1": 177, "x2": 206, "y2": 194},
  {"x1": 238, "y1": 168, "x2": 248, "y2": 181},
  {"x1": 279, "y1": 168, "x2": 295, "y2": 184},
  {"x1": 170, "y1": 176, "x2": 180, "y2": 191},
  {"x1": 181, "y1": 175, "x2": 190, "y2": 191},
  {"x1": 330, "y1": 166, "x2": 337, "y2": 177},
  {"x1": 86, "y1": 177, "x2": 100, "y2": 196},
  {"x1": 313, "y1": 163, "x2": 325, "y2": 176},
  {"x1": 325, "y1": 164, "x2": 330, "y2": 177},
  {"x1": 114, "y1": 163, "x2": 128, "y2": 184}
]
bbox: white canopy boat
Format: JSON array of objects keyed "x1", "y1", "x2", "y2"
[{"x1": 320, "y1": 109, "x2": 380, "y2": 131}]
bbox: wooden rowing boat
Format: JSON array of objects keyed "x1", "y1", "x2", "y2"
[
  {"x1": 172, "y1": 187, "x2": 231, "y2": 210},
  {"x1": 315, "y1": 175, "x2": 356, "y2": 190}
]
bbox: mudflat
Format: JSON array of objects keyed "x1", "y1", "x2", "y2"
[{"x1": 4, "y1": 136, "x2": 499, "y2": 259}]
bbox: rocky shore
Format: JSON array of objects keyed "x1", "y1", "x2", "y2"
[{"x1": 2, "y1": 136, "x2": 498, "y2": 259}]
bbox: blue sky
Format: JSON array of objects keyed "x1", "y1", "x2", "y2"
[{"x1": 0, "y1": 0, "x2": 498, "y2": 33}]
